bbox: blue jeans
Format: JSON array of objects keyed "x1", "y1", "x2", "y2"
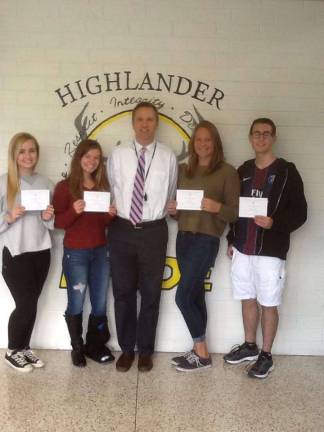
[
  {"x1": 63, "y1": 245, "x2": 110, "y2": 316},
  {"x1": 175, "y1": 231, "x2": 220, "y2": 342}
]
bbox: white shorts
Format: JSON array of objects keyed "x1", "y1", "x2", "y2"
[{"x1": 231, "y1": 248, "x2": 286, "y2": 307}]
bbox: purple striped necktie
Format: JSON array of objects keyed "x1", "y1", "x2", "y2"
[{"x1": 129, "y1": 147, "x2": 146, "y2": 225}]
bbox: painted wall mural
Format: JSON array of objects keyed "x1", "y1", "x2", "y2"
[{"x1": 54, "y1": 70, "x2": 225, "y2": 292}]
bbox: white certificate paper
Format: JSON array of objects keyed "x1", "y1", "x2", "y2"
[
  {"x1": 176, "y1": 189, "x2": 203, "y2": 211},
  {"x1": 21, "y1": 189, "x2": 50, "y2": 211},
  {"x1": 239, "y1": 197, "x2": 268, "y2": 218},
  {"x1": 84, "y1": 191, "x2": 110, "y2": 212}
]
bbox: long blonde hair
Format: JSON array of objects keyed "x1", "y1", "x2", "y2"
[{"x1": 7, "y1": 132, "x2": 39, "y2": 209}]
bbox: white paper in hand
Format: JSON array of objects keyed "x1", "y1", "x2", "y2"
[
  {"x1": 239, "y1": 197, "x2": 268, "y2": 218},
  {"x1": 84, "y1": 191, "x2": 110, "y2": 212},
  {"x1": 176, "y1": 189, "x2": 203, "y2": 211},
  {"x1": 21, "y1": 189, "x2": 50, "y2": 211}
]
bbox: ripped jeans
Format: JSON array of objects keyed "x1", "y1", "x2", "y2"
[{"x1": 62, "y1": 245, "x2": 110, "y2": 316}]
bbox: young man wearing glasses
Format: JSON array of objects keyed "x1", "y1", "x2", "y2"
[{"x1": 224, "y1": 118, "x2": 307, "y2": 378}]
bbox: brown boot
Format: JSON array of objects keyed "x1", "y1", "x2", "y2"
[
  {"x1": 138, "y1": 354, "x2": 153, "y2": 372},
  {"x1": 116, "y1": 352, "x2": 135, "y2": 372}
]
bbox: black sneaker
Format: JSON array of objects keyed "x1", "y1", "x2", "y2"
[
  {"x1": 223, "y1": 342, "x2": 259, "y2": 364},
  {"x1": 247, "y1": 352, "x2": 274, "y2": 379},
  {"x1": 176, "y1": 352, "x2": 212, "y2": 372},
  {"x1": 5, "y1": 350, "x2": 33, "y2": 373},
  {"x1": 23, "y1": 349, "x2": 45, "y2": 368},
  {"x1": 171, "y1": 350, "x2": 194, "y2": 366}
]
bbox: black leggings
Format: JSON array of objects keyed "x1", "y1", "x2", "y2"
[{"x1": 2, "y1": 247, "x2": 51, "y2": 350}]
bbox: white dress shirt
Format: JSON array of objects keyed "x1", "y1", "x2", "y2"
[{"x1": 108, "y1": 140, "x2": 178, "y2": 221}]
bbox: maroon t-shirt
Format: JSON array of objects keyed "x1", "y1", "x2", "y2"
[{"x1": 242, "y1": 160, "x2": 278, "y2": 255}]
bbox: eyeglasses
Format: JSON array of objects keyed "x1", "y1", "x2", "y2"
[{"x1": 251, "y1": 131, "x2": 273, "y2": 139}]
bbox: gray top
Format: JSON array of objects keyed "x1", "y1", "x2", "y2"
[{"x1": 0, "y1": 172, "x2": 54, "y2": 256}]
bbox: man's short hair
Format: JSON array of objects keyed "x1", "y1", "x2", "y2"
[
  {"x1": 132, "y1": 102, "x2": 159, "y2": 123},
  {"x1": 249, "y1": 118, "x2": 276, "y2": 136}
]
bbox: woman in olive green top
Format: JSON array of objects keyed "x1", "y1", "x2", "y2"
[{"x1": 167, "y1": 120, "x2": 240, "y2": 372}]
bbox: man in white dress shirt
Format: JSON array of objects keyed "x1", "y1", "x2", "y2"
[{"x1": 108, "y1": 102, "x2": 177, "y2": 372}]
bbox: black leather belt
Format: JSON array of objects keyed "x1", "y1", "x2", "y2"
[{"x1": 117, "y1": 217, "x2": 165, "y2": 230}]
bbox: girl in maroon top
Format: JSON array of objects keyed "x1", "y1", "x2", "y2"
[{"x1": 53, "y1": 139, "x2": 116, "y2": 367}]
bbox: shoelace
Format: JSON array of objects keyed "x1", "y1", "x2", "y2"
[
  {"x1": 229, "y1": 342, "x2": 255, "y2": 355},
  {"x1": 228, "y1": 344, "x2": 243, "y2": 354},
  {"x1": 182, "y1": 350, "x2": 194, "y2": 359},
  {"x1": 186, "y1": 352, "x2": 201, "y2": 365},
  {"x1": 11, "y1": 351, "x2": 28, "y2": 366},
  {"x1": 23, "y1": 350, "x2": 39, "y2": 363}
]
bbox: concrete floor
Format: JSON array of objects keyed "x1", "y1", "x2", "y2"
[{"x1": 0, "y1": 350, "x2": 323, "y2": 432}]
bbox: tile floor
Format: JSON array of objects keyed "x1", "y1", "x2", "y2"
[{"x1": 0, "y1": 350, "x2": 323, "y2": 432}]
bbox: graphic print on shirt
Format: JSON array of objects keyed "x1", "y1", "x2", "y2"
[{"x1": 240, "y1": 160, "x2": 279, "y2": 255}]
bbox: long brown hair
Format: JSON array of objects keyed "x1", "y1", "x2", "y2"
[
  {"x1": 7, "y1": 132, "x2": 39, "y2": 209},
  {"x1": 186, "y1": 120, "x2": 224, "y2": 177},
  {"x1": 67, "y1": 139, "x2": 108, "y2": 199}
]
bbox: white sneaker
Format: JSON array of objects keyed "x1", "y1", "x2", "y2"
[
  {"x1": 5, "y1": 350, "x2": 33, "y2": 373},
  {"x1": 23, "y1": 349, "x2": 45, "y2": 368}
]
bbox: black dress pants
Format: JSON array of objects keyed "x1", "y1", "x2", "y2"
[
  {"x1": 2, "y1": 247, "x2": 51, "y2": 350},
  {"x1": 109, "y1": 217, "x2": 168, "y2": 356}
]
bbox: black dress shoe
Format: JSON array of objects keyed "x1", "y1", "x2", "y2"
[
  {"x1": 138, "y1": 354, "x2": 153, "y2": 372},
  {"x1": 116, "y1": 352, "x2": 135, "y2": 372}
]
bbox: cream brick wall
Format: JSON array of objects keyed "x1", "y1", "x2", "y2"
[{"x1": 0, "y1": 0, "x2": 323, "y2": 355}]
